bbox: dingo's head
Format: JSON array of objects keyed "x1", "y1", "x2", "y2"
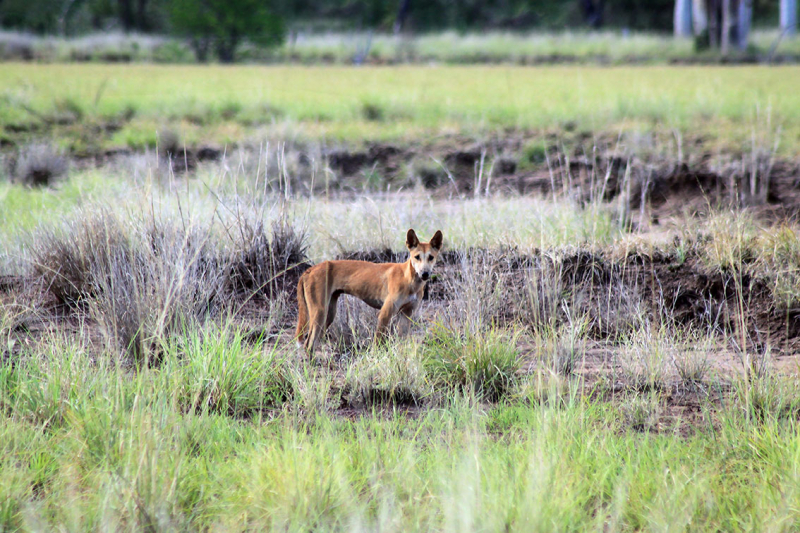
[{"x1": 406, "y1": 229, "x2": 443, "y2": 282}]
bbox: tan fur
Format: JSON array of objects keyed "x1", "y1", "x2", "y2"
[{"x1": 296, "y1": 229, "x2": 443, "y2": 354}]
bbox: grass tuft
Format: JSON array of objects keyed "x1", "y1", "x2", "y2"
[
  {"x1": 168, "y1": 327, "x2": 292, "y2": 416},
  {"x1": 421, "y1": 326, "x2": 520, "y2": 401},
  {"x1": 229, "y1": 217, "x2": 308, "y2": 298},
  {"x1": 619, "y1": 393, "x2": 663, "y2": 432},
  {"x1": 13, "y1": 143, "x2": 68, "y2": 187},
  {"x1": 344, "y1": 341, "x2": 431, "y2": 406},
  {"x1": 30, "y1": 209, "x2": 129, "y2": 305}
]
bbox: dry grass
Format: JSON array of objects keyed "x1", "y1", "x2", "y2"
[{"x1": 13, "y1": 143, "x2": 68, "y2": 187}]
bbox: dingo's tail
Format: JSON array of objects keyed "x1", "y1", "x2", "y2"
[{"x1": 295, "y1": 274, "x2": 309, "y2": 346}]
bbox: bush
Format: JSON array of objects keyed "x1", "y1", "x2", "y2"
[
  {"x1": 31, "y1": 210, "x2": 129, "y2": 305},
  {"x1": 14, "y1": 143, "x2": 67, "y2": 187},
  {"x1": 421, "y1": 326, "x2": 520, "y2": 401},
  {"x1": 168, "y1": 327, "x2": 292, "y2": 416},
  {"x1": 228, "y1": 218, "x2": 308, "y2": 298}
]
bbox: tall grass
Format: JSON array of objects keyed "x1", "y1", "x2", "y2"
[{"x1": 5, "y1": 356, "x2": 800, "y2": 530}]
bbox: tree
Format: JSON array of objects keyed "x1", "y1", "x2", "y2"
[
  {"x1": 693, "y1": 0, "x2": 752, "y2": 53},
  {"x1": 781, "y1": 0, "x2": 797, "y2": 36},
  {"x1": 169, "y1": 0, "x2": 285, "y2": 63},
  {"x1": 581, "y1": 0, "x2": 605, "y2": 27},
  {"x1": 675, "y1": 0, "x2": 693, "y2": 35}
]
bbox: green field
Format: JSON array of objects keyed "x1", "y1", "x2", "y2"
[
  {"x1": 2, "y1": 63, "x2": 800, "y2": 151},
  {"x1": 3, "y1": 63, "x2": 800, "y2": 530}
]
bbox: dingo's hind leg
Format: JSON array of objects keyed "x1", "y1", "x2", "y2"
[
  {"x1": 303, "y1": 273, "x2": 330, "y2": 355},
  {"x1": 326, "y1": 291, "x2": 341, "y2": 329},
  {"x1": 295, "y1": 276, "x2": 309, "y2": 347},
  {"x1": 305, "y1": 307, "x2": 327, "y2": 354}
]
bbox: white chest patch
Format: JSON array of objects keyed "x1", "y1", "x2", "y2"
[{"x1": 396, "y1": 293, "x2": 418, "y2": 309}]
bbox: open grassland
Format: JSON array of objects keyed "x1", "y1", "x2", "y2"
[
  {"x1": 2, "y1": 63, "x2": 800, "y2": 152},
  {"x1": 4, "y1": 64, "x2": 800, "y2": 530}
]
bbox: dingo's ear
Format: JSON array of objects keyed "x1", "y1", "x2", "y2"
[
  {"x1": 406, "y1": 229, "x2": 419, "y2": 249},
  {"x1": 430, "y1": 230, "x2": 443, "y2": 251}
]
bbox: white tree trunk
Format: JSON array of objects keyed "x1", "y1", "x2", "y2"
[
  {"x1": 675, "y1": 0, "x2": 694, "y2": 36},
  {"x1": 693, "y1": 0, "x2": 708, "y2": 34},
  {"x1": 737, "y1": 0, "x2": 752, "y2": 50},
  {"x1": 781, "y1": 0, "x2": 797, "y2": 36}
]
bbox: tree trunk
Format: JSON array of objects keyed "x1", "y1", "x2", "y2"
[
  {"x1": 781, "y1": 0, "x2": 797, "y2": 36},
  {"x1": 707, "y1": 0, "x2": 720, "y2": 48},
  {"x1": 117, "y1": 0, "x2": 134, "y2": 32},
  {"x1": 58, "y1": 0, "x2": 78, "y2": 36},
  {"x1": 581, "y1": 0, "x2": 605, "y2": 28},
  {"x1": 136, "y1": 0, "x2": 148, "y2": 31},
  {"x1": 675, "y1": 0, "x2": 693, "y2": 36},
  {"x1": 721, "y1": 0, "x2": 731, "y2": 55},
  {"x1": 394, "y1": 0, "x2": 411, "y2": 34},
  {"x1": 737, "y1": 0, "x2": 752, "y2": 50},
  {"x1": 693, "y1": 0, "x2": 708, "y2": 34},
  {"x1": 216, "y1": 36, "x2": 239, "y2": 63},
  {"x1": 192, "y1": 37, "x2": 211, "y2": 63}
]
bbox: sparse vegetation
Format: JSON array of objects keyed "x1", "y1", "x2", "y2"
[{"x1": 4, "y1": 61, "x2": 800, "y2": 530}]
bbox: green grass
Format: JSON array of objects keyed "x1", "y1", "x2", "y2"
[
  {"x1": 5, "y1": 61, "x2": 800, "y2": 530},
  {"x1": 4, "y1": 327, "x2": 800, "y2": 530},
  {"x1": 3, "y1": 63, "x2": 800, "y2": 150}
]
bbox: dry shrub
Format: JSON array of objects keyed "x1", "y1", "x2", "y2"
[
  {"x1": 228, "y1": 218, "x2": 308, "y2": 298},
  {"x1": 513, "y1": 256, "x2": 563, "y2": 334},
  {"x1": 92, "y1": 221, "x2": 226, "y2": 361},
  {"x1": 31, "y1": 210, "x2": 129, "y2": 305},
  {"x1": 440, "y1": 250, "x2": 524, "y2": 334},
  {"x1": 30, "y1": 208, "x2": 309, "y2": 361},
  {"x1": 31, "y1": 211, "x2": 226, "y2": 361},
  {"x1": 14, "y1": 143, "x2": 68, "y2": 187}
]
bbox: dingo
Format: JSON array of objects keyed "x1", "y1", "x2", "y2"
[{"x1": 295, "y1": 229, "x2": 443, "y2": 354}]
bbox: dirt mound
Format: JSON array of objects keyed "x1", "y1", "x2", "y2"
[
  {"x1": 516, "y1": 156, "x2": 800, "y2": 222},
  {"x1": 398, "y1": 248, "x2": 800, "y2": 349},
  {"x1": 325, "y1": 143, "x2": 407, "y2": 176}
]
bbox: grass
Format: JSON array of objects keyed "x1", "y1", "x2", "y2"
[
  {"x1": 2, "y1": 63, "x2": 800, "y2": 150},
  {"x1": 5, "y1": 341, "x2": 800, "y2": 530},
  {"x1": 4, "y1": 175, "x2": 800, "y2": 529},
  {"x1": 5, "y1": 62, "x2": 800, "y2": 529}
]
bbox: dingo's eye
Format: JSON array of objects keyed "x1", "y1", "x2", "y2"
[
  {"x1": 428, "y1": 255, "x2": 433, "y2": 261},
  {"x1": 414, "y1": 254, "x2": 421, "y2": 260}
]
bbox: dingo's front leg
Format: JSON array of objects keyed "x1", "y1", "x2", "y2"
[
  {"x1": 376, "y1": 298, "x2": 398, "y2": 342},
  {"x1": 398, "y1": 302, "x2": 416, "y2": 337}
]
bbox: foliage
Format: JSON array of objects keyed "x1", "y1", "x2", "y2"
[{"x1": 168, "y1": 0, "x2": 285, "y2": 62}]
